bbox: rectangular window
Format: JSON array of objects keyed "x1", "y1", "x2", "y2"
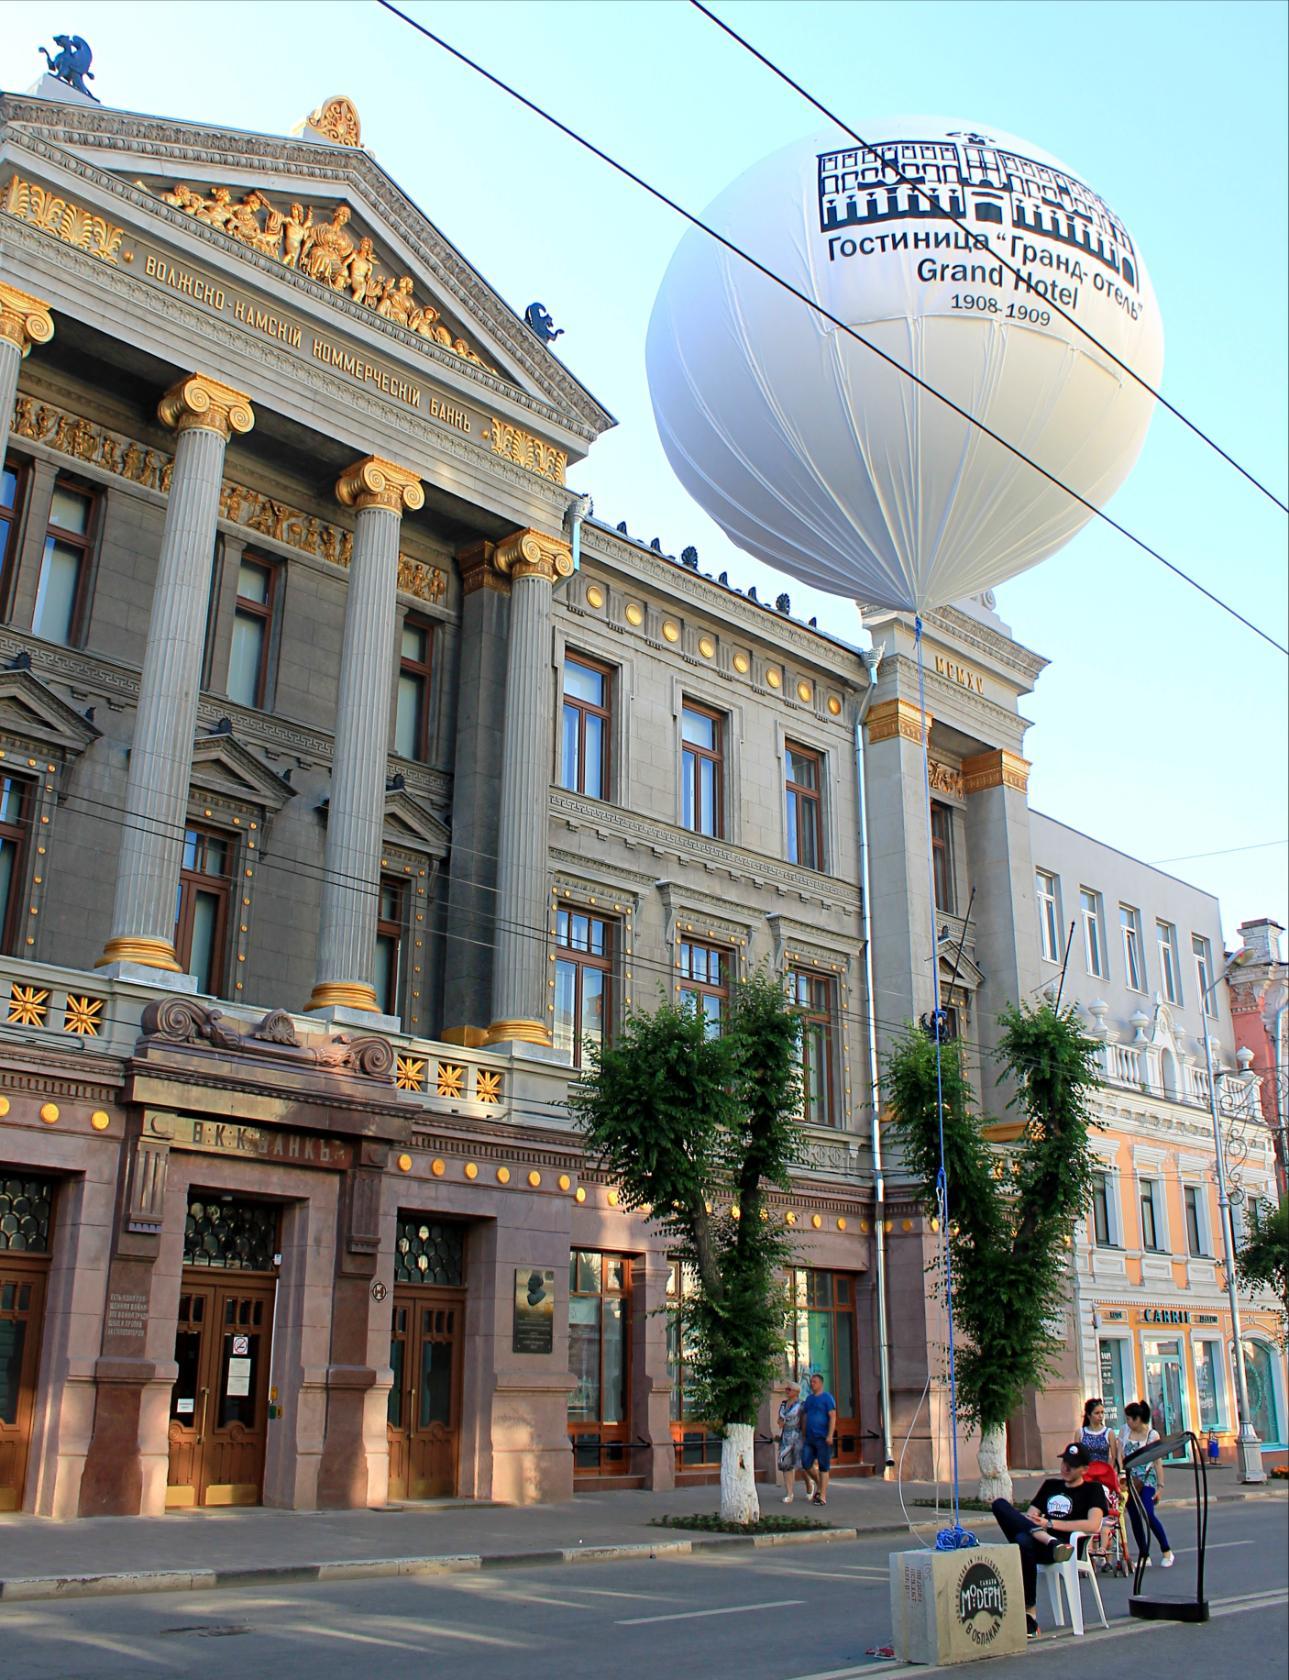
[
  {"x1": 0, "y1": 459, "x2": 26, "y2": 613},
  {"x1": 567, "y1": 1250, "x2": 630, "y2": 1468},
  {"x1": 0, "y1": 775, "x2": 32, "y2": 955},
  {"x1": 560, "y1": 654, "x2": 611, "y2": 799},
  {"x1": 785, "y1": 742, "x2": 824, "y2": 870},
  {"x1": 374, "y1": 876, "x2": 405, "y2": 1017},
  {"x1": 1158, "y1": 920, "x2": 1182, "y2": 1004},
  {"x1": 1092, "y1": 1171, "x2": 1115, "y2": 1247},
  {"x1": 930, "y1": 802, "x2": 955, "y2": 912},
  {"x1": 554, "y1": 907, "x2": 613, "y2": 1068},
  {"x1": 681, "y1": 702, "x2": 723, "y2": 838},
  {"x1": 1080, "y1": 888, "x2": 1106, "y2": 978},
  {"x1": 1120, "y1": 904, "x2": 1145, "y2": 992},
  {"x1": 1184, "y1": 1184, "x2": 1207, "y2": 1257},
  {"x1": 227, "y1": 556, "x2": 277, "y2": 709},
  {"x1": 1036, "y1": 870, "x2": 1060, "y2": 964},
  {"x1": 1194, "y1": 1341, "x2": 1225, "y2": 1432},
  {"x1": 32, "y1": 480, "x2": 95, "y2": 646},
  {"x1": 395, "y1": 618, "x2": 434, "y2": 761},
  {"x1": 1139, "y1": 1179, "x2": 1162, "y2": 1251},
  {"x1": 174, "y1": 826, "x2": 231, "y2": 996},
  {"x1": 1193, "y1": 934, "x2": 1217, "y2": 1017},
  {"x1": 678, "y1": 939, "x2": 729, "y2": 1038},
  {"x1": 790, "y1": 967, "x2": 836, "y2": 1127}
]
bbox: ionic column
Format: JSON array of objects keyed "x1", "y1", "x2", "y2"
[
  {"x1": 0, "y1": 283, "x2": 54, "y2": 461},
  {"x1": 485, "y1": 528, "x2": 573, "y2": 1050},
  {"x1": 308, "y1": 456, "x2": 423, "y2": 1018},
  {"x1": 99, "y1": 374, "x2": 254, "y2": 975}
]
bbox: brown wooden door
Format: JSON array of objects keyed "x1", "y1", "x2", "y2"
[
  {"x1": 0, "y1": 1256, "x2": 47, "y2": 1512},
  {"x1": 386, "y1": 1288, "x2": 462, "y2": 1499},
  {"x1": 167, "y1": 1274, "x2": 274, "y2": 1507}
]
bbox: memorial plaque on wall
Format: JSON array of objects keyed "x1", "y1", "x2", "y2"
[{"x1": 512, "y1": 1267, "x2": 555, "y2": 1354}]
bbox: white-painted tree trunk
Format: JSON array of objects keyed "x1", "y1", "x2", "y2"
[
  {"x1": 977, "y1": 1423, "x2": 1012, "y2": 1504},
  {"x1": 720, "y1": 1422, "x2": 760, "y2": 1524}
]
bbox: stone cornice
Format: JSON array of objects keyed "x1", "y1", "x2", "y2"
[
  {"x1": 0, "y1": 100, "x2": 612, "y2": 439},
  {"x1": 962, "y1": 747, "x2": 1030, "y2": 795}
]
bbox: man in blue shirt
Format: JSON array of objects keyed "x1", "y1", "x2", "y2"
[{"x1": 799, "y1": 1371, "x2": 837, "y2": 1506}]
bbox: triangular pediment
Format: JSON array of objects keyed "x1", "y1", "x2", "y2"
[
  {"x1": 0, "y1": 666, "x2": 99, "y2": 755},
  {"x1": 190, "y1": 728, "x2": 292, "y2": 812},
  {"x1": 937, "y1": 931, "x2": 984, "y2": 990},
  {"x1": 0, "y1": 93, "x2": 613, "y2": 444},
  {"x1": 384, "y1": 787, "x2": 449, "y2": 857}
]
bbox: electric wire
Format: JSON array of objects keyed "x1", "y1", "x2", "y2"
[
  {"x1": 372, "y1": 0, "x2": 1288, "y2": 658},
  {"x1": 690, "y1": 0, "x2": 1289, "y2": 517}
]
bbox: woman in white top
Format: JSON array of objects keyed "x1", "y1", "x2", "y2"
[{"x1": 1119, "y1": 1400, "x2": 1175, "y2": 1567}]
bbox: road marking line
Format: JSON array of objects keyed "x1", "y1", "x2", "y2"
[{"x1": 616, "y1": 1597, "x2": 805, "y2": 1626}]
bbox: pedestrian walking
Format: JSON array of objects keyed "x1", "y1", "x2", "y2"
[
  {"x1": 1077, "y1": 1396, "x2": 1122, "y2": 1557},
  {"x1": 1120, "y1": 1400, "x2": 1175, "y2": 1568},
  {"x1": 992, "y1": 1441, "x2": 1108, "y2": 1641},
  {"x1": 799, "y1": 1371, "x2": 837, "y2": 1506},
  {"x1": 776, "y1": 1379, "x2": 804, "y2": 1502}
]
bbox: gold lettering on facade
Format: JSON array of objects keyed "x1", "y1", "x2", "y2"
[
  {"x1": 232, "y1": 298, "x2": 302, "y2": 347},
  {"x1": 429, "y1": 396, "x2": 471, "y2": 434},
  {"x1": 485, "y1": 417, "x2": 568, "y2": 485},
  {"x1": 309, "y1": 337, "x2": 421, "y2": 407},
  {"x1": 2, "y1": 173, "x2": 125, "y2": 264},
  {"x1": 934, "y1": 654, "x2": 986, "y2": 695},
  {"x1": 10, "y1": 394, "x2": 446, "y2": 606},
  {"x1": 143, "y1": 253, "x2": 226, "y2": 309},
  {"x1": 145, "y1": 1109, "x2": 350, "y2": 1168},
  {"x1": 148, "y1": 179, "x2": 492, "y2": 369}
]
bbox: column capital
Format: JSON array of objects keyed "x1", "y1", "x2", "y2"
[
  {"x1": 493, "y1": 527, "x2": 573, "y2": 584},
  {"x1": 0, "y1": 282, "x2": 54, "y2": 357},
  {"x1": 961, "y1": 747, "x2": 1030, "y2": 795},
  {"x1": 335, "y1": 455, "x2": 424, "y2": 515},
  {"x1": 157, "y1": 373, "x2": 255, "y2": 439},
  {"x1": 865, "y1": 697, "x2": 931, "y2": 744}
]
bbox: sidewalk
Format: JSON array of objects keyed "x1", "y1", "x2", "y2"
[{"x1": 0, "y1": 1468, "x2": 1281, "y2": 1604}]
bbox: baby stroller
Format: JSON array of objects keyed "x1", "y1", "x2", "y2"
[{"x1": 1085, "y1": 1461, "x2": 1130, "y2": 1576}]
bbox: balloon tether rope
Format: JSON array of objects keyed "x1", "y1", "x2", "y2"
[{"x1": 915, "y1": 616, "x2": 977, "y2": 1553}]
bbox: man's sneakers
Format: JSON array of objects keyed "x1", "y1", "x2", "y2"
[
  {"x1": 1050, "y1": 1543, "x2": 1073, "y2": 1562},
  {"x1": 1026, "y1": 1614, "x2": 1041, "y2": 1641},
  {"x1": 1161, "y1": 1550, "x2": 1176, "y2": 1568}
]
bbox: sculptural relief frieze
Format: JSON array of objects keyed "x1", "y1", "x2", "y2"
[{"x1": 10, "y1": 394, "x2": 446, "y2": 606}]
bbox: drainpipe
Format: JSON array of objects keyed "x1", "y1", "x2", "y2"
[
  {"x1": 855, "y1": 643, "x2": 895, "y2": 1475},
  {"x1": 565, "y1": 492, "x2": 592, "y2": 570}
]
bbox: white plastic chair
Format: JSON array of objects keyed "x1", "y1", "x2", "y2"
[{"x1": 1043, "y1": 1531, "x2": 1109, "y2": 1636}]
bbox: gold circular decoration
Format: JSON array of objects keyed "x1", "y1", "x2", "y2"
[
  {"x1": 607, "y1": 1188, "x2": 620, "y2": 1207},
  {"x1": 585, "y1": 584, "x2": 605, "y2": 609},
  {"x1": 827, "y1": 696, "x2": 843, "y2": 717},
  {"x1": 901, "y1": 1218, "x2": 913, "y2": 1232},
  {"x1": 766, "y1": 668, "x2": 782, "y2": 689},
  {"x1": 785, "y1": 1210, "x2": 797, "y2": 1226},
  {"x1": 91, "y1": 1110, "x2": 111, "y2": 1131},
  {"x1": 497, "y1": 1166, "x2": 511, "y2": 1184},
  {"x1": 625, "y1": 602, "x2": 645, "y2": 627},
  {"x1": 811, "y1": 1213, "x2": 823, "y2": 1230},
  {"x1": 661, "y1": 620, "x2": 681, "y2": 644},
  {"x1": 732, "y1": 652, "x2": 751, "y2": 674},
  {"x1": 930, "y1": 1216, "x2": 940, "y2": 1232},
  {"x1": 39, "y1": 1102, "x2": 60, "y2": 1125},
  {"x1": 528, "y1": 1170, "x2": 542, "y2": 1188},
  {"x1": 574, "y1": 1186, "x2": 587, "y2": 1204},
  {"x1": 397, "y1": 1153, "x2": 413, "y2": 1173},
  {"x1": 697, "y1": 635, "x2": 716, "y2": 659},
  {"x1": 796, "y1": 680, "x2": 813, "y2": 704},
  {"x1": 558, "y1": 1174, "x2": 572, "y2": 1192},
  {"x1": 0, "y1": 1096, "x2": 9, "y2": 1117},
  {"x1": 464, "y1": 1161, "x2": 479, "y2": 1180},
  {"x1": 730, "y1": 1205, "x2": 741, "y2": 1221},
  {"x1": 883, "y1": 1219, "x2": 893, "y2": 1233},
  {"x1": 431, "y1": 1158, "x2": 446, "y2": 1177},
  {"x1": 836, "y1": 1217, "x2": 847, "y2": 1231},
  {"x1": 860, "y1": 1220, "x2": 871, "y2": 1234}
]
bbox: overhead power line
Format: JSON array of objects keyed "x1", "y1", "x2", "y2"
[
  {"x1": 691, "y1": 0, "x2": 1289, "y2": 518},
  {"x1": 372, "y1": 0, "x2": 1288, "y2": 658}
]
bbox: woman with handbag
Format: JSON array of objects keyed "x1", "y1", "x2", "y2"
[{"x1": 777, "y1": 1379, "x2": 805, "y2": 1502}]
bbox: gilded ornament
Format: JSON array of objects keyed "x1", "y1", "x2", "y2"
[
  {"x1": 304, "y1": 96, "x2": 363, "y2": 147},
  {"x1": 476, "y1": 1069, "x2": 503, "y2": 1104},
  {"x1": 437, "y1": 1063, "x2": 465, "y2": 1098},
  {"x1": 335, "y1": 454, "x2": 424, "y2": 514},
  {"x1": 7, "y1": 982, "x2": 50, "y2": 1027},
  {"x1": 395, "y1": 1054, "x2": 426, "y2": 1091},
  {"x1": 157, "y1": 373, "x2": 255, "y2": 440},
  {"x1": 865, "y1": 697, "x2": 931, "y2": 744},
  {"x1": 928, "y1": 758, "x2": 965, "y2": 799},
  {"x1": 491, "y1": 528, "x2": 573, "y2": 585},
  {"x1": 0, "y1": 282, "x2": 54, "y2": 358},
  {"x1": 488, "y1": 417, "x2": 568, "y2": 485},
  {"x1": 2, "y1": 174, "x2": 123, "y2": 264},
  {"x1": 961, "y1": 747, "x2": 1030, "y2": 795},
  {"x1": 63, "y1": 994, "x2": 104, "y2": 1036}
]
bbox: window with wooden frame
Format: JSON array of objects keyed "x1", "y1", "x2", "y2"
[
  {"x1": 553, "y1": 906, "x2": 613, "y2": 1068},
  {"x1": 32, "y1": 479, "x2": 96, "y2": 647},
  {"x1": 560, "y1": 653, "x2": 611, "y2": 799},
  {"x1": 930, "y1": 801, "x2": 955, "y2": 912},
  {"x1": 227, "y1": 555, "x2": 279, "y2": 710},
  {"x1": 680, "y1": 701, "x2": 723, "y2": 838},
  {"x1": 174, "y1": 825, "x2": 233, "y2": 996},
  {"x1": 789, "y1": 967, "x2": 837, "y2": 1127},
  {"x1": 0, "y1": 774, "x2": 32, "y2": 956},
  {"x1": 678, "y1": 938, "x2": 730, "y2": 1038},
  {"x1": 374, "y1": 875, "x2": 406, "y2": 1017},
  {"x1": 0, "y1": 459, "x2": 27, "y2": 618},
  {"x1": 395, "y1": 617, "x2": 434, "y2": 761},
  {"x1": 785, "y1": 742, "x2": 824, "y2": 870}
]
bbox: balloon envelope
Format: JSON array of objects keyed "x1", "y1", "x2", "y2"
[{"x1": 647, "y1": 118, "x2": 1163, "y2": 612}]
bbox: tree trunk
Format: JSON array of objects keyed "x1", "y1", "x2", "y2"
[
  {"x1": 977, "y1": 1423, "x2": 1012, "y2": 1504},
  {"x1": 720, "y1": 1423, "x2": 760, "y2": 1524}
]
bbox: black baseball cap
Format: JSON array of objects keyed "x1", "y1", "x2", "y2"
[{"x1": 1059, "y1": 1442, "x2": 1091, "y2": 1467}]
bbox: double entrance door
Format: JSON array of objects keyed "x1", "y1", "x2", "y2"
[
  {"x1": 387, "y1": 1288, "x2": 463, "y2": 1500},
  {"x1": 167, "y1": 1274, "x2": 274, "y2": 1507},
  {"x1": 0, "y1": 1254, "x2": 47, "y2": 1512},
  {"x1": 1143, "y1": 1338, "x2": 1188, "y2": 1463}
]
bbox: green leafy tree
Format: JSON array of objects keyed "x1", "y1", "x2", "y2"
[
  {"x1": 886, "y1": 1002, "x2": 1103, "y2": 1499},
  {"x1": 1236, "y1": 1196, "x2": 1289, "y2": 1345},
  {"x1": 570, "y1": 972, "x2": 802, "y2": 1522}
]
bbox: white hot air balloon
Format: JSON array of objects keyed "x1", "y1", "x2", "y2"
[{"x1": 647, "y1": 118, "x2": 1163, "y2": 612}]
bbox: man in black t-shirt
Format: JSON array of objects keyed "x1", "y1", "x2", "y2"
[{"x1": 992, "y1": 1441, "x2": 1108, "y2": 1639}]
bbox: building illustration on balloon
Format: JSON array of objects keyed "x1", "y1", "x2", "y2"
[{"x1": 818, "y1": 133, "x2": 1139, "y2": 288}]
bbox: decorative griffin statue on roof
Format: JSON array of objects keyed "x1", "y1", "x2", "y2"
[{"x1": 39, "y1": 34, "x2": 99, "y2": 100}]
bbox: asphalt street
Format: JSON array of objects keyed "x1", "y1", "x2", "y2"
[{"x1": 0, "y1": 1498, "x2": 1283, "y2": 1680}]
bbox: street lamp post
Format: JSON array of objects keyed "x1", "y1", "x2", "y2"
[{"x1": 1200, "y1": 951, "x2": 1266, "y2": 1483}]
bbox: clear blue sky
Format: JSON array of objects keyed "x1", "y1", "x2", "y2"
[{"x1": 4, "y1": 1, "x2": 1286, "y2": 941}]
